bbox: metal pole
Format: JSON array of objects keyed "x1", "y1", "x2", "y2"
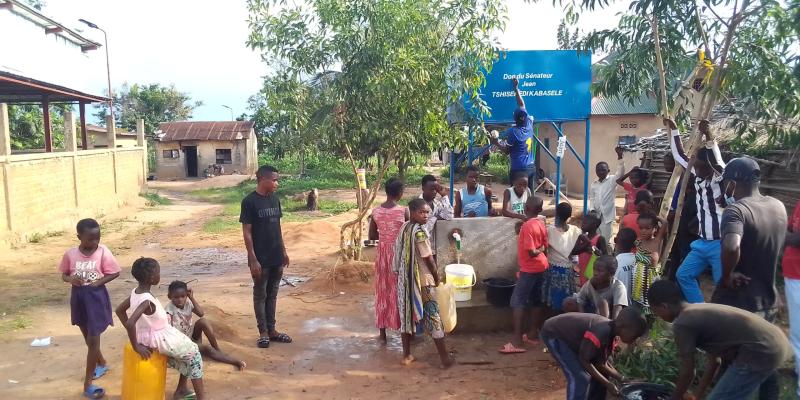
[
  {"x1": 554, "y1": 122, "x2": 561, "y2": 204},
  {"x1": 583, "y1": 119, "x2": 591, "y2": 215},
  {"x1": 100, "y1": 28, "x2": 113, "y2": 120},
  {"x1": 467, "y1": 126, "x2": 474, "y2": 166},
  {"x1": 449, "y1": 150, "x2": 455, "y2": 204}
]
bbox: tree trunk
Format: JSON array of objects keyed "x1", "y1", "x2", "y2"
[
  {"x1": 306, "y1": 188, "x2": 319, "y2": 211},
  {"x1": 299, "y1": 146, "x2": 306, "y2": 177}
]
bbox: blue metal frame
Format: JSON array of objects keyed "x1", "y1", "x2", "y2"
[{"x1": 456, "y1": 119, "x2": 592, "y2": 214}]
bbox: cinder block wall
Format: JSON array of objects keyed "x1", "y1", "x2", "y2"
[{"x1": 0, "y1": 148, "x2": 146, "y2": 245}]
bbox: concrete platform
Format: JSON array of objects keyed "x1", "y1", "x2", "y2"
[{"x1": 453, "y1": 287, "x2": 512, "y2": 333}]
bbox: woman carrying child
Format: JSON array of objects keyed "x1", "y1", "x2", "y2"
[
  {"x1": 116, "y1": 258, "x2": 206, "y2": 400},
  {"x1": 368, "y1": 177, "x2": 406, "y2": 342},
  {"x1": 543, "y1": 202, "x2": 583, "y2": 313}
]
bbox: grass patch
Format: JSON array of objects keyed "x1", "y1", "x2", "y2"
[
  {"x1": 27, "y1": 230, "x2": 64, "y2": 243},
  {"x1": 202, "y1": 217, "x2": 241, "y2": 234},
  {"x1": 441, "y1": 153, "x2": 510, "y2": 185},
  {"x1": 0, "y1": 315, "x2": 32, "y2": 334},
  {"x1": 141, "y1": 192, "x2": 173, "y2": 206}
]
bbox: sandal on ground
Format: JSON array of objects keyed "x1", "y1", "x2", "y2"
[
  {"x1": 256, "y1": 337, "x2": 270, "y2": 348},
  {"x1": 83, "y1": 384, "x2": 105, "y2": 399},
  {"x1": 184, "y1": 393, "x2": 197, "y2": 400},
  {"x1": 523, "y1": 334, "x2": 541, "y2": 346},
  {"x1": 92, "y1": 365, "x2": 109, "y2": 380},
  {"x1": 269, "y1": 333, "x2": 293, "y2": 343},
  {"x1": 499, "y1": 343, "x2": 527, "y2": 354}
]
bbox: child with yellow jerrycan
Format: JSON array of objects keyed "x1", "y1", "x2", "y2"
[{"x1": 117, "y1": 258, "x2": 206, "y2": 400}]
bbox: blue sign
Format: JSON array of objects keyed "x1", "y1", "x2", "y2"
[{"x1": 466, "y1": 50, "x2": 592, "y2": 123}]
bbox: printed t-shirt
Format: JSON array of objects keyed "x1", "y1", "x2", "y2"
[
  {"x1": 614, "y1": 253, "x2": 636, "y2": 302},
  {"x1": 503, "y1": 117, "x2": 535, "y2": 171},
  {"x1": 58, "y1": 244, "x2": 120, "y2": 285},
  {"x1": 165, "y1": 300, "x2": 195, "y2": 336},
  {"x1": 239, "y1": 191, "x2": 284, "y2": 266}
]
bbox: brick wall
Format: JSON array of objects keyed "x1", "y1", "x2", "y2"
[{"x1": 0, "y1": 148, "x2": 146, "y2": 244}]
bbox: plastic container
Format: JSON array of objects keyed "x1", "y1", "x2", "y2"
[
  {"x1": 122, "y1": 342, "x2": 167, "y2": 400},
  {"x1": 444, "y1": 264, "x2": 476, "y2": 301},
  {"x1": 356, "y1": 168, "x2": 367, "y2": 190},
  {"x1": 483, "y1": 277, "x2": 516, "y2": 307},
  {"x1": 435, "y1": 283, "x2": 457, "y2": 333}
]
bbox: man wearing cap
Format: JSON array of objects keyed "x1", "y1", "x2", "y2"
[
  {"x1": 712, "y1": 157, "x2": 787, "y2": 400},
  {"x1": 490, "y1": 77, "x2": 536, "y2": 190}
]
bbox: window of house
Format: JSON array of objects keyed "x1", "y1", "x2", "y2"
[
  {"x1": 162, "y1": 149, "x2": 179, "y2": 158},
  {"x1": 618, "y1": 135, "x2": 637, "y2": 146},
  {"x1": 216, "y1": 149, "x2": 233, "y2": 164}
]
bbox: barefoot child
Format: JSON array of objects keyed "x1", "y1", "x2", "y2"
[
  {"x1": 58, "y1": 218, "x2": 120, "y2": 399},
  {"x1": 576, "y1": 255, "x2": 628, "y2": 319},
  {"x1": 648, "y1": 280, "x2": 790, "y2": 400},
  {"x1": 544, "y1": 202, "x2": 583, "y2": 313},
  {"x1": 501, "y1": 196, "x2": 548, "y2": 354},
  {"x1": 116, "y1": 258, "x2": 206, "y2": 400},
  {"x1": 368, "y1": 177, "x2": 406, "y2": 342},
  {"x1": 394, "y1": 198, "x2": 454, "y2": 368},
  {"x1": 541, "y1": 307, "x2": 647, "y2": 400},
  {"x1": 166, "y1": 281, "x2": 246, "y2": 370}
]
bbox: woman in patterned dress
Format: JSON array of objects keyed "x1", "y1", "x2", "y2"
[{"x1": 368, "y1": 177, "x2": 407, "y2": 342}]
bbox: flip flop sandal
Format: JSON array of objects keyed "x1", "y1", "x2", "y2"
[
  {"x1": 83, "y1": 384, "x2": 105, "y2": 399},
  {"x1": 257, "y1": 337, "x2": 270, "y2": 348},
  {"x1": 499, "y1": 343, "x2": 527, "y2": 354},
  {"x1": 269, "y1": 333, "x2": 292, "y2": 343},
  {"x1": 522, "y1": 334, "x2": 541, "y2": 346},
  {"x1": 184, "y1": 392, "x2": 197, "y2": 400},
  {"x1": 92, "y1": 365, "x2": 109, "y2": 380}
]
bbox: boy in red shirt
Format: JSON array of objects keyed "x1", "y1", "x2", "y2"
[
  {"x1": 501, "y1": 196, "x2": 548, "y2": 354},
  {"x1": 783, "y1": 200, "x2": 800, "y2": 398}
]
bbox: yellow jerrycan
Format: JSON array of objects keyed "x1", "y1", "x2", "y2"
[
  {"x1": 436, "y1": 282, "x2": 457, "y2": 333},
  {"x1": 122, "y1": 342, "x2": 167, "y2": 400}
]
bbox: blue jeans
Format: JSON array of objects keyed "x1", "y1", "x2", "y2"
[
  {"x1": 542, "y1": 336, "x2": 605, "y2": 400},
  {"x1": 708, "y1": 363, "x2": 775, "y2": 400},
  {"x1": 676, "y1": 239, "x2": 722, "y2": 303}
]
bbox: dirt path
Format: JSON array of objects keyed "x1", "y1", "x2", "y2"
[{"x1": 0, "y1": 180, "x2": 565, "y2": 400}]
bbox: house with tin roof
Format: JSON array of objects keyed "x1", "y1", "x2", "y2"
[{"x1": 154, "y1": 121, "x2": 258, "y2": 179}]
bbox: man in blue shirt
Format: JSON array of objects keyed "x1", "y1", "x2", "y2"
[{"x1": 490, "y1": 78, "x2": 536, "y2": 190}]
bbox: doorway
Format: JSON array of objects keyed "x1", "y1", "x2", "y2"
[{"x1": 184, "y1": 146, "x2": 198, "y2": 177}]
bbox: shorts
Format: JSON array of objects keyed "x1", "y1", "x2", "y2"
[
  {"x1": 70, "y1": 285, "x2": 114, "y2": 337},
  {"x1": 510, "y1": 271, "x2": 545, "y2": 308}
]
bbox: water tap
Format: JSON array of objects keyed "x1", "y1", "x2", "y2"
[{"x1": 450, "y1": 229, "x2": 463, "y2": 251}]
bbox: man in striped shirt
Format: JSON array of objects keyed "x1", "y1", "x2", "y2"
[{"x1": 666, "y1": 118, "x2": 726, "y2": 303}]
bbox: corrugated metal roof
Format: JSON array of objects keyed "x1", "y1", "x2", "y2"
[
  {"x1": 591, "y1": 95, "x2": 658, "y2": 115},
  {"x1": 157, "y1": 121, "x2": 255, "y2": 142}
]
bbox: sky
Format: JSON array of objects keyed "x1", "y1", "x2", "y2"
[{"x1": 41, "y1": 0, "x2": 629, "y2": 122}]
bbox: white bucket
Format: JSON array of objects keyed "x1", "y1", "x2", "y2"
[{"x1": 445, "y1": 264, "x2": 476, "y2": 302}]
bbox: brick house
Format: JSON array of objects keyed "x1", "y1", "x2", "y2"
[{"x1": 154, "y1": 121, "x2": 258, "y2": 179}]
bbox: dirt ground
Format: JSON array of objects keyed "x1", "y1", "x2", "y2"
[{"x1": 0, "y1": 177, "x2": 566, "y2": 400}]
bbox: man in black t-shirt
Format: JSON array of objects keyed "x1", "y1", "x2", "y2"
[
  {"x1": 712, "y1": 157, "x2": 787, "y2": 400},
  {"x1": 240, "y1": 165, "x2": 292, "y2": 348}
]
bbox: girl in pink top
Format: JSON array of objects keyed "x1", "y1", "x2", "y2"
[
  {"x1": 58, "y1": 218, "x2": 120, "y2": 399},
  {"x1": 116, "y1": 258, "x2": 205, "y2": 400},
  {"x1": 368, "y1": 177, "x2": 407, "y2": 342}
]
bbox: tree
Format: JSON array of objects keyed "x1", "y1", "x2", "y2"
[
  {"x1": 7, "y1": 104, "x2": 70, "y2": 150},
  {"x1": 556, "y1": 18, "x2": 579, "y2": 49},
  {"x1": 93, "y1": 83, "x2": 202, "y2": 134},
  {"x1": 247, "y1": 0, "x2": 506, "y2": 260}
]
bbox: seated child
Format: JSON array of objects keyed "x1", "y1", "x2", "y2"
[
  {"x1": 394, "y1": 198, "x2": 454, "y2": 368},
  {"x1": 613, "y1": 228, "x2": 638, "y2": 304},
  {"x1": 616, "y1": 165, "x2": 650, "y2": 215},
  {"x1": 166, "y1": 281, "x2": 246, "y2": 370},
  {"x1": 540, "y1": 307, "x2": 648, "y2": 400},
  {"x1": 501, "y1": 196, "x2": 548, "y2": 354},
  {"x1": 502, "y1": 170, "x2": 533, "y2": 221},
  {"x1": 575, "y1": 255, "x2": 628, "y2": 319},
  {"x1": 574, "y1": 211, "x2": 608, "y2": 286},
  {"x1": 620, "y1": 190, "x2": 654, "y2": 238},
  {"x1": 58, "y1": 218, "x2": 120, "y2": 399},
  {"x1": 455, "y1": 165, "x2": 493, "y2": 217},
  {"x1": 648, "y1": 280, "x2": 791, "y2": 400},
  {"x1": 631, "y1": 212, "x2": 667, "y2": 309},
  {"x1": 116, "y1": 258, "x2": 206, "y2": 400}
]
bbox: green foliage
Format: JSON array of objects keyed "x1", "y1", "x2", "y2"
[
  {"x1": 27, "y1": 230, "x2": 63, "y2": 244},
  {"x1": 441, "y1": 152, "x2": 510, "y2": 185},
  {"x1": 616, "y1": 320, "x2": 682, "y2": 387},
  {"x1": 94, "y1": 83, "x2": 202, "y2": 135},
  {"x1": 140, "y1": 192, "x2": 173, "y2": 206},
  {"x1": 7, "y1": 104, "x2": 71, "y2": 150},
  {"x1": 556, "y1": 18, "x2": 580, "y2": 49},
  {"x1": 245, "y1": 0, "x2": 507, "y2": 168},
  {"x1": 572, "y1": 0, "x2": 799, "y2": 152}
]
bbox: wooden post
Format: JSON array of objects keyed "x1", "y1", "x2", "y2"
[
  {"x1": 106, "y1": 115, "x2": 117, "y2": 149},
  {"x1": 0, "y1": 103, "x2": 10, "y2": 156},
  {"x1": 42, "y1": 95, "x2": 52, "y2": 152},
  {"x1": 136, "y1": 119, "x2": 148, "y2": 182},
  {"x1": 79, "y1": 102, "x2": 88, "y2": 150}
]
